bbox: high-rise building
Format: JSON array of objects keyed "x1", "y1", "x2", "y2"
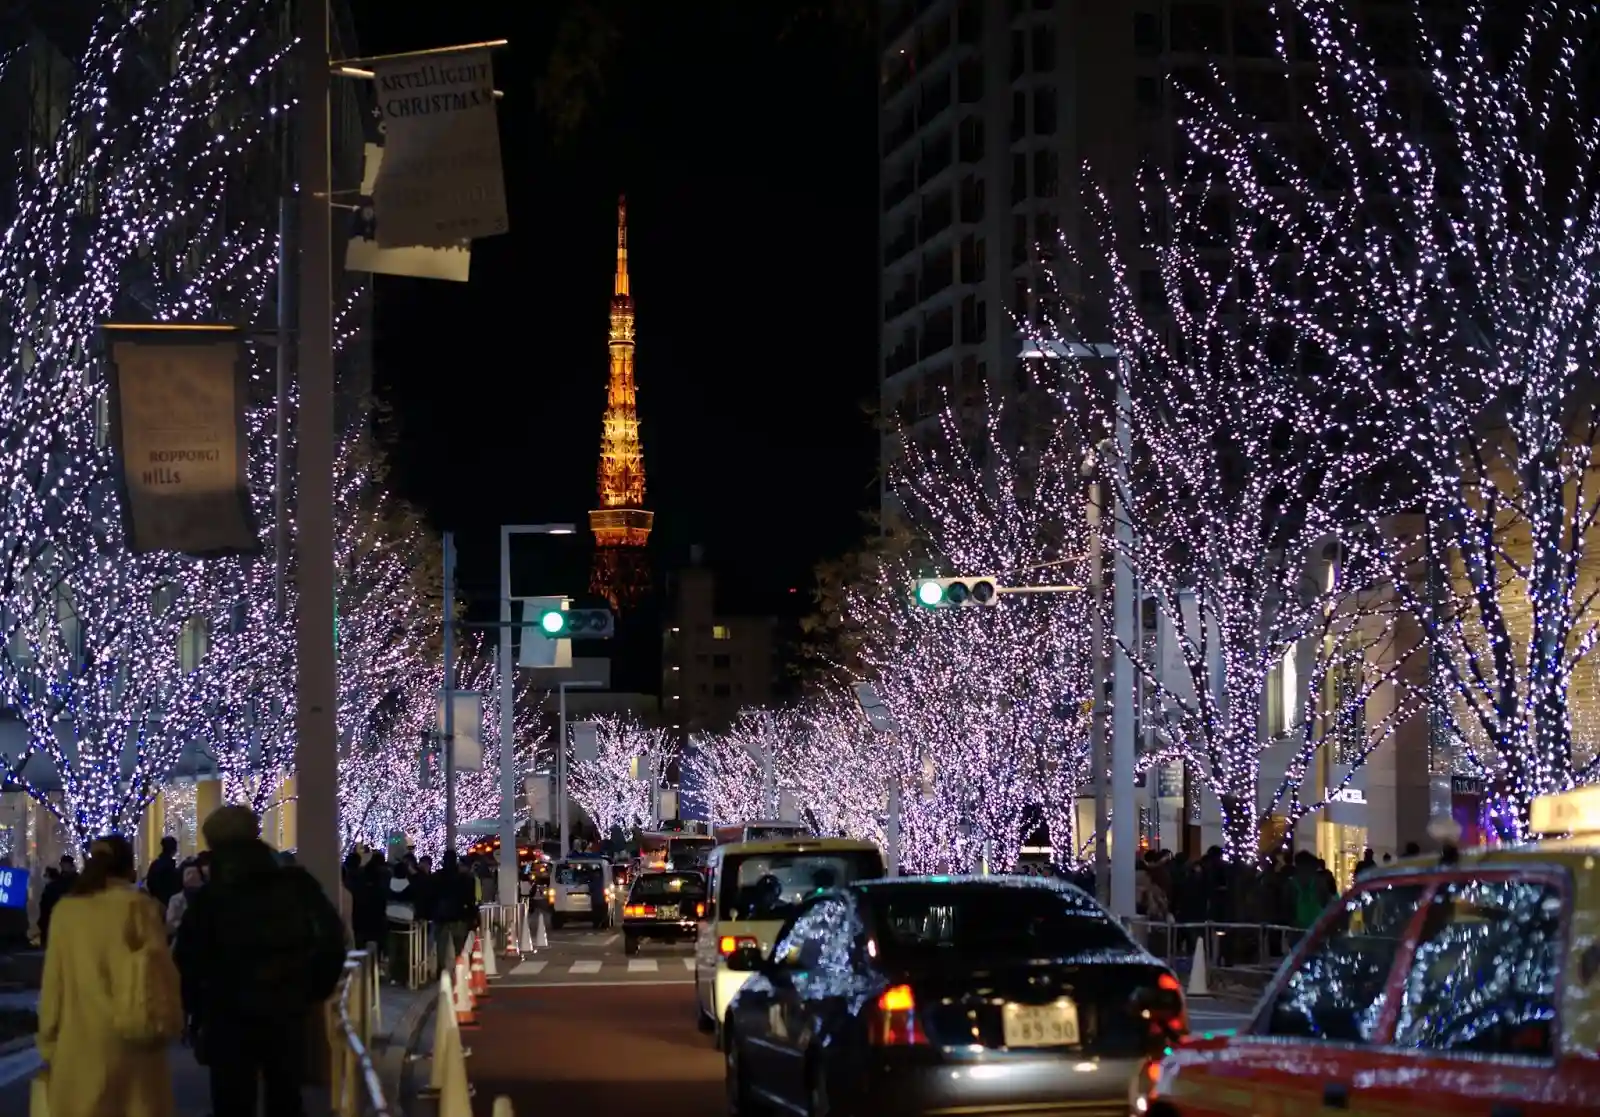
[{"x1": 590, "y1": 195, "x2": 655, "y2": 610}]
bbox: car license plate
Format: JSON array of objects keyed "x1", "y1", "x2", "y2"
[
  {"x1": 570, "y1": 894, "x2": 589, "y2": 907},
  {"x1": 657, "y1": 905, "x2": 679, "y2": 920},
  {"x1": 1001, "y1": 1001, "x2": 1080, "y2": 1047}
]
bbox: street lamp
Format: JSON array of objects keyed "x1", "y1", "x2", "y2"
[
  {"x1": 497, "y1": 523, "x2": 576, "y2": 910},
  {"x1": 1019, "y1": 337, "x2": 1136, "y2": 920}
]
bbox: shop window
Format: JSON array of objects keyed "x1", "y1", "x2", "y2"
[{"x1": 1264, "y1": 883, "x2": 1427, "y2": 1042}]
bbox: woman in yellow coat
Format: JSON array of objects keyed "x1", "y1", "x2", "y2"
[{"x1": 36, "y1": 834, "x2": 179, "y2": 1117}]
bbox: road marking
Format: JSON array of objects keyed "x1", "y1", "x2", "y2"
[
  {"x1": 511, "y1": 959, "x2": 547, "y2": 976},
  {"x1": 603, "y1": 934, "x2": 620, "y2": 946},
  {"x1": 570, "y1": 960, "x2": 602, "y2": 974},
  {"x1": 628, "y1": 959, "x2": 658, "y2": 973},
  {"x1": 510, "y1": 979, "x2": 695, "y2": 988},
  {"x1": 682, "y1": 958, "x2": 695, "y2": 971}
]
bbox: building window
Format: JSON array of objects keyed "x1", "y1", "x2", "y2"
[
  {"x1": 1011, "y1": 213, "x2": 1029, "y2": 267},
  {"x1": 1266, "y1": 646, "x2": 1297, "y2": 738},
  {"x1": 179, "y1": 616, "x2": 209, "y2": 673},
  {"x1": 1170, "y1": 2, "x2": 1226, "y2": 54},
  {"x1": 1030, "y1": 25, "x2": 1055, "y2": 71},
  {"x1": 1032, "y1": 150, "x2": 1058, "y2": 196},
  {"x1": 1136, "y1": 75, "x2": 1163, "y2": 113},
  {"x1": 1011, "y1": 153, "x2": 1027, "y2": 204},
  {"x1": 713, "y1": 683, "x2": 732, "y2": 698},
  {"x1": 1134, "y1": 11, "x2": 1162, "y2": 56},
  {"x1": 712, "y1": 625, "x2": 731, "y2": 640},
  {"x1": 1032, "y1": 86, "x2": 1057, "y2": 134},
  {"x1": 1010, "y1": 30, "x2": 1026, "y2": 80},
  {"x1": 712, "y1": 654, "x2": 731, "y2": 669}
]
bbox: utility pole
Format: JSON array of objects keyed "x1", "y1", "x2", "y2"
[
  {"x1": 293, "y1": 0, "x2": 339, "y2": 900},
  {"x1": 1083, "y1": 453, "x2": 1110, "y2": 907},
  {"x1": 1110, "y1": 378, "x2": 1138, "y2": 920},
  {"x1": 443, "y1": 533, "x2": 457, "y2": 855},
  {"x1": 274, "y1": 197, "x2": 294, "y2": 620}
]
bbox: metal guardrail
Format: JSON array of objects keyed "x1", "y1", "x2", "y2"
[
  {"x1": 390, "y1": 919, "x2": 436, "y2": 990},
  {"x1": 329, "y1": 948, "x2": 392, "y2": 1117},
  {"x1": 1123, "y1": 917, "x2": 1302, "y2": 976}
]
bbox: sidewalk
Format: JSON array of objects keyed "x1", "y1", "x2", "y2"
[{"x1": 0, "y1": 981, "x2": 433, "y2": 1116}]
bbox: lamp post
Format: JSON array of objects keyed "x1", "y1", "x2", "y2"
[
  {"x1": 1020, "y1": 338, "x2": 1137, "y2": 920},
  {"x1": 497, "y1": 524, "x2": 575, "y2": 912}
]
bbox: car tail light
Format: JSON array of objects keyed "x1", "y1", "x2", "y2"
[
  {"x1": 695, "y1": 902, "x2": 706, "y2": 918},
  {"x1": 545, "y1": 888, "x2": 555, "y2": 903},
  {"x1": 1141, "y1": 974, "x2": 1188, "y2": 1043},
  {"x1": 719, "y1": 935, "x2": 758, "y2": 956},
  {"x1": 624, "y1": 904, "x2": 657, "y2": 918},
  {"x1": 867, "y1": 984, "x2": 927, "y2": 1046}
]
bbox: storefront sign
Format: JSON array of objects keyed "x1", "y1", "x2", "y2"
[
  {"x1": 104, "y1": 326, "x2": 258, "y2": 556},
  {"x1": 1330, "y1": 787, "x2": 1367, "y2": 805},
  {"x1": 373, "y1": 50, "x2": 508, "y2": 248}
]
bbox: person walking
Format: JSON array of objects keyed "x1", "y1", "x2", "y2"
[
  {"x1": 36, "y1": 834, "x2": 184, "y2": 1117},
  {"x1": 174, "y1": 805, "x2": 347, "y2": 1117},
  {"x1": 430, "y1": 851, "x2": 478, "y2": 976},
  {"x1": 37, "y1": 855, "x2": 77, "y2": 948},
  {"x1": 144, "y1": 835, "x2": 181, "y2": 910}
]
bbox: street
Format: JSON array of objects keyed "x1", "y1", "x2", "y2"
[{"x1": 460, "y1": 923, "x2": 1257, "y2": 1116}]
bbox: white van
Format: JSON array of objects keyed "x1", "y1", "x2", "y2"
[
  {"x1": 545, "y1": 855, "x2": 616, "y2": 929},
  {"x1": 693, "y1": 837, "x2": 885, "y2": 1041}
]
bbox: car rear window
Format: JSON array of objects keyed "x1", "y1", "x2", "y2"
[
  {"x1": 720, "y1": 850, "x2": 884, "y2": 921},
  {"x1": 868, "y1": 885, "x2": 1133, "y2": 960},
  {"x1": 556, "y1": 864, "x2": 602, "y2": 886},
  {"x1": 632, "y1": 872, "x2": 705, "y2": 899}
]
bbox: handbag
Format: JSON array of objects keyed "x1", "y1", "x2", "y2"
[
  {"x1": 110, "y1": 899, "x2": 185, "y2": 1046},
  {"x1": 29, "y1": 1072, "x2": 47, "y2": 1117}
]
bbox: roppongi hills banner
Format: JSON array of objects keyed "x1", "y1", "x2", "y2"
[{"x1": 372, "y1": 49, "x2": 509, "y2": 249}]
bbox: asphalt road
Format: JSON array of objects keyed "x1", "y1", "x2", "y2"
[{"x1": 465, "y1": 924, "x2": 1256, "y2": 1116}]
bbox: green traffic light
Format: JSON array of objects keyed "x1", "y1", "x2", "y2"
[
  {"x1": 539, "y1": 610, "x2": 567, "y2": 635},
  {"x1": 915, "y1": 580, "x2": 945, "y2": 607}
]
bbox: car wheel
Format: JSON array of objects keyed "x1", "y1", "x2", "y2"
[
  {"x1": 624, "y1": 934, "x2": 640, "y2": 956},
  {"x1": 724, "y1": 1023, "x2": 760, "y2": 1115}
]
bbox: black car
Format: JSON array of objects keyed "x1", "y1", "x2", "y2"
[
  {"x1": 723, "y1": 876, "x2": 1187, "y2": 1117},
  {"x1": 622, "y1": 870, "x2": 707, "y2": 956}
]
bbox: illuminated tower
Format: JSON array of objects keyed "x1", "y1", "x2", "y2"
[{"x1": 589, "y1": 195, "x2": 654, "y2": 609}]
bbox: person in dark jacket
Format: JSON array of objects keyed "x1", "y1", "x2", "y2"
[
  {"x1": 431, "y1": 851, "x2": 478, "y2": 975},
  {"x1": 175, "y1": 805, "x2": 346, "y2": 1117},
  {"x1": 352, "y1": 853, "x2": 389, "y2": 955},
  {"x1": 144, "y1": 835, "x2": 182, "y2": 909},
  {"x1": 37, "y1": 856, "x2": 77, "y2": 947}
]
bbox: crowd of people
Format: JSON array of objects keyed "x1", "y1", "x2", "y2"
[{"x1": 34, "y1": 806, "x2": 348, "y2": 1117}]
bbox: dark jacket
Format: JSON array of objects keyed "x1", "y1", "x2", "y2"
[
  {"x1": 429, "y1": 867, "x2": 478, "y2": 927},
  {"x1": 174, "y1": 838, "x2": 347, "y2": 1024},
  {"x1": 145, "y1": 853, "x2": 181, "y2": 908}
]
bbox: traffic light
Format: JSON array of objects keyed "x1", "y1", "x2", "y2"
[
  {"x1": 532, "y1": 607, "x2": 615, "y2": 639},
  {"x1": 911, "y1": 577, "x2": 1000, "y2": 608}
]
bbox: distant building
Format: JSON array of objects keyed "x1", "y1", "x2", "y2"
[{"x1": 661, "y1": 549, "x2": 778, "y2": 750}]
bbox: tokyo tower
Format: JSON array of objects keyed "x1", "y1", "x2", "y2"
[{"x1": 589, "y1": 195, "x2": 654, "y2": 610}]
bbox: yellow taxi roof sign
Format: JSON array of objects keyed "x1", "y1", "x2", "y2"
[{"x1": 1530, "y1": 785, "x2": 1600, "y2": 836}]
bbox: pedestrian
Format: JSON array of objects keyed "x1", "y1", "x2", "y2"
[
  {"x1": 430, "y1": 851, "x2": 478, "y2": 976},
  {"x1": 37, "y1": 834, "x2": 184, "y2": 1117},
  {"x1": 144, "y1": 835, "x2": 182, "y2": 909},
  {"x1": 37, "y1": 855, "x2": 77, "y2": 948},
  {"x1": 165, "y1": 861, "x2": 205, "y2": 940},
  {"x1": 174, "y1": 805, "x2": 347, "y2": 1117}
]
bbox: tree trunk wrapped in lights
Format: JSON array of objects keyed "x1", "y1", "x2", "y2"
[{"x1": 1182, "y1": 0, "x2": 1600, "y2": 834}]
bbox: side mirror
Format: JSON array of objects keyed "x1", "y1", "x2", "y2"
[{"x1": 727, "y1": 944, "x2": 766, "y2": 972}]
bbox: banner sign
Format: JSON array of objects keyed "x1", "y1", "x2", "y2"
[
  {"x1": 346, "y1": 144, "x2": 471, "y2": 281},
  {"x1": 104, "y1": 327, "x2": 258, "y2": 556},
  {"x1": 524, "y1": 777, "x2": 551, "y2": 822},
  {"x1": 437, "y1": 691, "x2": 484, "y2": 772},
  {"x1": 373, "y1": 50, "x2": 509, "y2": 248},
  {"x1": 572, "y1": 721, "x2": 599, "y2": 764},
  {"x1": 0, "y1": 867, "x2": 28, "y2": 910}
]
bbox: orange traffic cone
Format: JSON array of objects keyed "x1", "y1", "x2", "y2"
[{"x1": 471, "y1": 937, "x2": 490, "y2": 998}]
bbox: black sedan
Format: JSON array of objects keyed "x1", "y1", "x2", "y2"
[
  {"x1": 723, "y1": 875, "x2": 1187, "y2": 1117},
  {"x1": 621, "y1": 869, "x2": 706, "y2": 956}
]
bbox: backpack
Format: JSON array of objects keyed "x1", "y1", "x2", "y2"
[
  {"x1": 111, "y1": 896, "x2": 185, "y2": 1046},
  {"x1": 1291, "y1": 876, "x2": 1324, "y2": 928}
]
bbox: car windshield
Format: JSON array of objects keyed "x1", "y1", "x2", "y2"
[
  {"x1": 556, "y1": 864, "x2": 602, "y2": 886},
  {"x1": 720, "y1": 850, "x2": 883, "y2": 921},
  {"x1": 632, "y1": 872, "x2": 705, "y2": 900},
  {"x1": 869, "y1": 885, "x2": 1133, "y2": 960}
]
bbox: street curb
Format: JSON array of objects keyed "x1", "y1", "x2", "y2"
[{"x1": 384, "y1": 989, "x2": 436, "y2": 1115}]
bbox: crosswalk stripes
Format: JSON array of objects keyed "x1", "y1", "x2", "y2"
[{"x1": 505, "y1": 956, "x2": 699, "y2": 980}]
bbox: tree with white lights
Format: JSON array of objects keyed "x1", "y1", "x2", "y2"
[
  {"x1": 1033, "y1": 165, "x2": 1419, "y2": 861},
  {"x1": 1181, "y1": 0, "x2": 1600, "y2": 834},
  {"x1": 569, "y1": 714, "x2": 673, "y2": 838},
  {"x1": 840, "y1": 399, "x2": 1093, "y2": 872},
  {"x1": 0, "y1": 1, "x2": 292, "y2": 845}
]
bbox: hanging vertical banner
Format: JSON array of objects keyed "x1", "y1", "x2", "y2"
[
  {"x1": 572, "y1": 721, "x2": 599, "y2": 764},
  {"x1": 372, "y1": 50, "x2": 509, "y2": 248},
  {"x1": 438, "y1": 691, "x2": 484, "y2": 772},
  {"x1": 346, "y1": 144, "x2": 472, "y2": 281},
  {"x1": 102, "y1": 326, "x2": 258, "y2": 556}
]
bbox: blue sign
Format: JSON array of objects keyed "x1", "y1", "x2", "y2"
[{"x1": 0, "y1": 868, "x2": 29, "y2": 910}]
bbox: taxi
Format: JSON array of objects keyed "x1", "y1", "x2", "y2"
[{"x1": 1134, "y1": 787, "x2": 1600, "y2": 1117}]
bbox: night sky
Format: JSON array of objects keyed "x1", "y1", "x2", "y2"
[{"x1": 345, "y1": 1, "x2": 879, "y2": 635}]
